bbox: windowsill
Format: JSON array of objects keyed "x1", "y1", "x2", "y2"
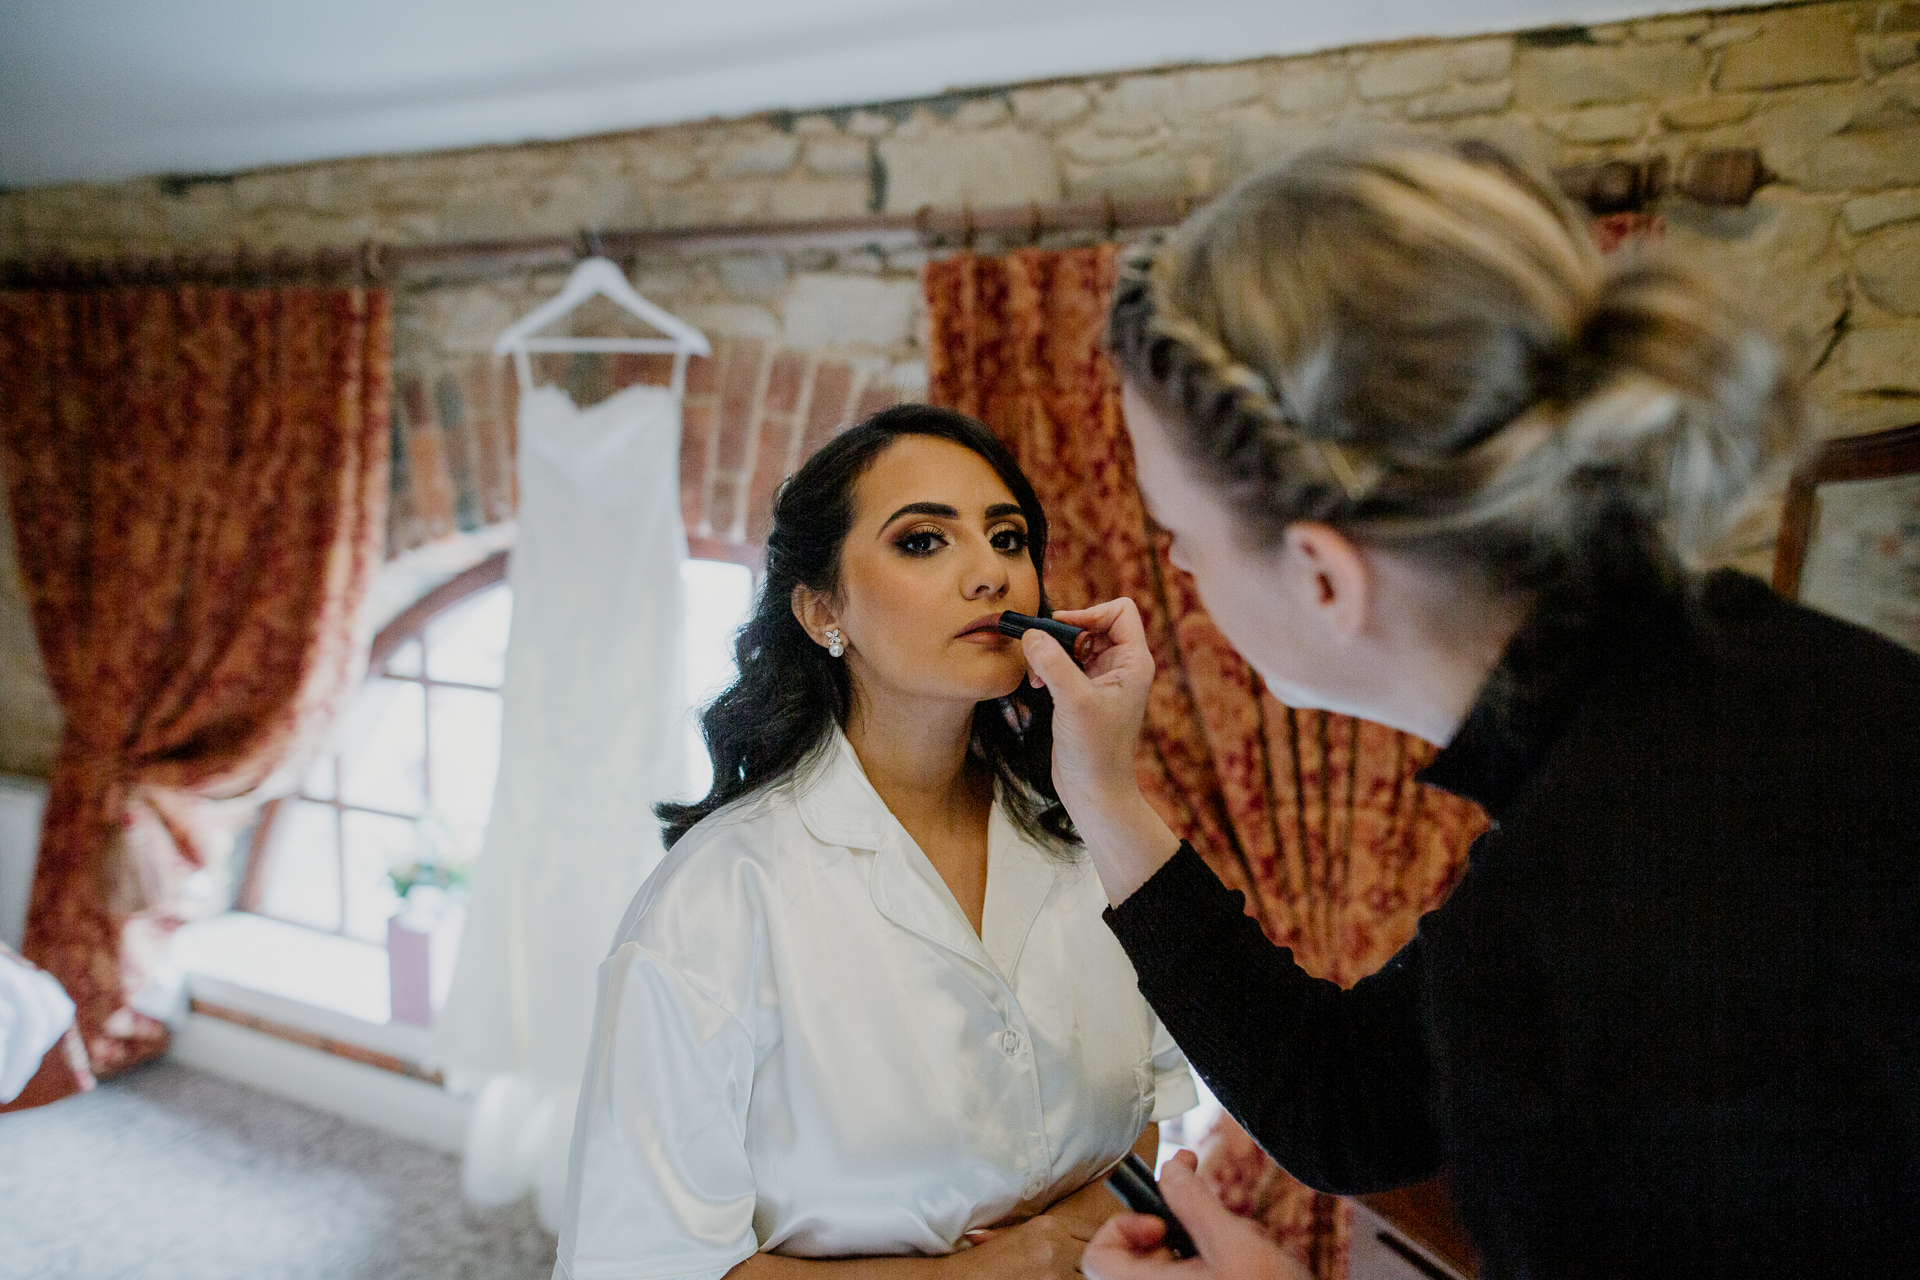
[{"x1": 169, "y1": 911, "x2": 441, "y2": 1074}]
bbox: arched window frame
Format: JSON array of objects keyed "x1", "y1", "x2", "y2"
[{"x1": 235, "y1": 550, "x2": 512, "y2": 928}]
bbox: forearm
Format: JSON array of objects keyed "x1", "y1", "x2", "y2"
[
  {"x1": 1072, "y1": 786, "x2": 1183, "y2": 908},
  {"x1": 1106, "y1": 847, "x2": 1442, "y2": 1193}
]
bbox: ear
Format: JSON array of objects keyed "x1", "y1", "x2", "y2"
[
  {"x1": 1281, "y1": 522, "x2": 1370, "y2": 643},
  {"x1": 790, "y1": 584, "x2": 840, "y2": 648}
]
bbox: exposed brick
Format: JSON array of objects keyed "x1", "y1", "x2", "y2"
[
  {"x1": 1717, "y1": 9, "x2": 1862, "y2": 90},
  {"x1": 744, "y1": 350, "x2": 817, "y2": 544},
  {"x1": 1355, "y1": 48, "x2": 1450, "y2": 100},
  {"x1": 715, "y1": 338, "x2": 772, "y2": 478},
  {"x1": 1513, "y1": 42, "x2": 1705, "y2": 108},
  {"x1": 800, "y1": 361, "x2": 860, "y2": 460},
  {"x1": 853, "y1": 378, "x2": 900, "y2": 423},
  {"x1": 1842, "y1": 188, "x2": 1920, "y2": 231},
  {"x1": 1855, "y1": 222, "x2": 1920, "y2": 313},
  {"x1": 1884, "y1": 2, "x2": 1920, "y2": 32}
]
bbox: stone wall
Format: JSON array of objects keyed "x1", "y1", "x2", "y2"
[
  {"x1": 4, "y1": 0, "x2": 1918, "y2": 438},
  {"x1": 4, "y1": 0, "x2": 1920, "y2": 774}
]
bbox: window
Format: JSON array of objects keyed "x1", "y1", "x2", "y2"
[{"x1": 248, "y1": 555, "x2": 755, "y2": 946}]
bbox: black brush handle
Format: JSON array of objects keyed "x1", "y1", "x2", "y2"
[
  {"x1": 995, "y1": 610, "x2": 1084, "y2": 652},
  {"x1": 1103, "y1": 1153, "x2": 1195, "y2": 1259}
]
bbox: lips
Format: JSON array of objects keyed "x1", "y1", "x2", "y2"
[{"x1": 957, "y1": 612, "x2": 1005, "y2": 638}]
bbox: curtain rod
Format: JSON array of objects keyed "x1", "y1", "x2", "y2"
[{"x1": 0, "y1": 192, "x2": 1204, "y2": 290}]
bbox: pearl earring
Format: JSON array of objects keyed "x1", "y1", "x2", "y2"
[{"x1": 825, "y1": 628, "x2": 845, "y2": 658}]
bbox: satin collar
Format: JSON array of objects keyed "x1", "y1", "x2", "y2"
[{"x1": 794, "y1": 729, "x2": 1063, "y2": 982}]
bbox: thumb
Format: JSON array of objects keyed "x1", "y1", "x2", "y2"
[
  {"x1": 1157, "y1": 1154, "x2": 1244, "y2": 1259},
  {"x1": 1021, "y1": 629, "x2": 1082, "y2": 693}
]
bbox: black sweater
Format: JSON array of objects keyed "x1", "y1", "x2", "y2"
[{"x1": 1105, "y1": 571, "x2": 1920, "y2": 1278}]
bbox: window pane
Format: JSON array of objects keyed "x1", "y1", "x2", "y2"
[
  {"x1": 302, "y1": 751, "x2": 337, "y2": 801},
  {"x1": 339, "y1": 679, "x2": 426, "y2": 814},
  {"x1": 257, "y1": 801, "x2": 342, "y2": 932},
  {"x1": 680, "y1": 560, "x2": 754, "y2": 801},
  {"x1": 427, "y1": 584, "x2": 513, "y2": 687},
  {"x1": 383, "y1": 637, "x2": 423, "y2": 678},
  {"x1": 428, "y1": 685, "x2": 503, "y2": 841},
  {"x1": 341, "y1": 810, "x2": 413, "y2": 944}
]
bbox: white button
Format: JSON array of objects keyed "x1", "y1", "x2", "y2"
[
  {"x1": 1024, "y1": 1178, "x2": 1044, "y2": 1197},
  {"x1": 1001, "y1": 1029, "x2": 1022, "y2": 1056}
]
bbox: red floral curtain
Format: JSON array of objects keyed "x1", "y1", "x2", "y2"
[
  {"x1": 0, "y1": 285, "x2": 391, "y2": 1076},
  {"x1": 925, "y1": 246, "x2": 1485, "y2": 1279}
]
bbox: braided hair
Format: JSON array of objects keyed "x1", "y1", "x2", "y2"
[{"x1": 1108, "y1": 137, "x2": 1806, "y2": 599}]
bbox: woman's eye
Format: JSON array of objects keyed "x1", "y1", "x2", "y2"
[
  {"x1": 895, "y1": 529, "x2": 945, "y2": 556},
  {"x1": 990, "y1": 527, "x2": 1028, "y2": 554}
]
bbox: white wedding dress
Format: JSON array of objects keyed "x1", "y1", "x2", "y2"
[{"x1": 437, "y1": 381, "x2": 689, "y2": 1228}]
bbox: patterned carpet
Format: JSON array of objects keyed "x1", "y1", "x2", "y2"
[{"x1": 0, "y1": 1059, "x2": 557, "y2": 1280}]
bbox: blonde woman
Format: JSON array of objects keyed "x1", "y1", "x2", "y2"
[{"x1": 1017, "y1": 141, "x2": 1920, "y2": 1279}]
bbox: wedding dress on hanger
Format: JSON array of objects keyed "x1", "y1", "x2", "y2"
[{"x1": 436, "y1": 371, "x2": 691, "y2": 1229}]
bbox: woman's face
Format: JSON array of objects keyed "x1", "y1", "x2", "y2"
[
  {"x1": 812, "y1": 435, "x2": 1042, "y2": 712},
  {"x1": 1123, "y1": 381, "x2": 1352, "y2": 713}
]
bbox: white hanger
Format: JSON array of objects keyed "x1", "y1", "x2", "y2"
[{"x1": 493, "y1": 256, "x2": 712, "y2": 397}]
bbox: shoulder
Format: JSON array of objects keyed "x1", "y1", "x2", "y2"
[
  {"x1": 1692, "y1": 569, "x2": 1920, "y2": 694},
  {"x1": 611, "y1": 786, "x2": 805, "y2": 961}
]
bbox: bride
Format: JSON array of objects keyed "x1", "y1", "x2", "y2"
[{"x1": 553, "y1": 404, "x2": 1194, "y2": 1280}]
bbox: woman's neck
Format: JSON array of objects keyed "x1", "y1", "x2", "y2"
[
  {"x1": 844, "y1": 694, "x2": 982, "y2": 828},
  {"x1": 844, "y1": 693, "x2": 993, "y2": 933}
]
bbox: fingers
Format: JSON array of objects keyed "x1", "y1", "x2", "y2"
[
  {"x1": 1155, "y1": 1158, "x2": 1246, "y2": 1263},
  {"x1": 1082, "y1": 1216, "x2": 1184, "y2": 1280},
  {"x1": 1053, "y1": 597, "x2": 1146, "y2": 646},
  {"x1": 1021, "y1": 629, "x2": 1082, "y2": 692}
]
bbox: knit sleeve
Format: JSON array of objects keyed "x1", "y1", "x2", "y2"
[{"x1": 1104, "y1": 843, "x2": 1444, "y2": 1194}]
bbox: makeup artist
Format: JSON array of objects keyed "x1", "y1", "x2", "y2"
[{"x1": 1019, "y1": 140, "x2": 1920, "y2": 1279}]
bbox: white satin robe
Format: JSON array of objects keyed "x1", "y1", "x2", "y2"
[{"x1": 554, "y1": 731, "x2": 1195, "y2": 1280}]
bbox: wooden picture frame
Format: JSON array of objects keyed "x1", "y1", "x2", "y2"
[{"x1": 1771, "y1": 422, "x2": 1920, "y2": 651}]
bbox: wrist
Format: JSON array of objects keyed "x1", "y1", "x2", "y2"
[{"x1": 1073, "y1": 792, "x2": 1180, "y2": 906}]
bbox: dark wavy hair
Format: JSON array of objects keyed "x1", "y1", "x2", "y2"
[{"x1": 656, "y1": 403, "x2": 1077, "y2": 852}]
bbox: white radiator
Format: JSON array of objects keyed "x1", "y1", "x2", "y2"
[{"x1": 0, "y1": 775, "x2": 46, "y2": 952}]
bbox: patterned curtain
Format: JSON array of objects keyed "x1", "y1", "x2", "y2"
[
  {"x1": 924, "y1": 246, "x2": 1485, "y2": 1279},
  {"x1": 0, "y1": 285, "x2": 391, "y2": 1077}
]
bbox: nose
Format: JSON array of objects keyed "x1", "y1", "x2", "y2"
[{"x1": 962, "y1": 537, "x2": 1011, "y2": 602}]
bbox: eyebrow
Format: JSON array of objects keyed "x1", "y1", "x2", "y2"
[{"x1": 879, "y1": 500, "x2": 1027, "y2": 527}]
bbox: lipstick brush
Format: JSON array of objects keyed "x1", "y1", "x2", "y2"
[{"x1": 996, "y1": 611, "x2": 1094, "y2": 664}]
